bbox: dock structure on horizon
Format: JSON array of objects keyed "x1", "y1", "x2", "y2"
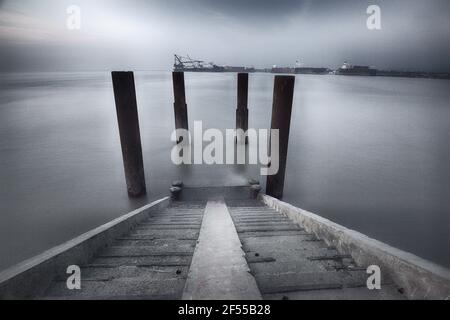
[{"x1": 0, "y1": 72, "x2": 449, "y2": 300}]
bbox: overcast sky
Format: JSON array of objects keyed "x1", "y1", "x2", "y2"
[{"x1": 0, "y1": 0, "x2": 449, "y2": 72}]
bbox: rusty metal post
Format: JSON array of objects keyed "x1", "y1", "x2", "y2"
[
  {"x1": 172, "y1": 71, "x2": 189, "y2": 143},
  {"x1": 266, "y1": 75, "x2": 295, "y2": 199},
  {"x1": 236, "y1": 73, "x2": 249, "y2": 144},
  {"x1": 111, "y1": 71, "x2": 146, "y2": 197}
]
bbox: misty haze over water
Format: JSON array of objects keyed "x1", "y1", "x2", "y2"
[
  {"x1": 0, "y1": 71, "x2": 449, "y2": 271},
  {"x1": 1, "y1": 0, "x2": 450, "y2": 72}
]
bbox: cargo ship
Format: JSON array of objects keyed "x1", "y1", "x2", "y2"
[
  {"x1": 271, "y1": 60, "x2": 330, "y2": 75},
  {"x1": 270, "y1": 66, "x2": 329, "y2": 74},
  {"x1": 335, "y1": 61, "x2": 377, "y2": 76}
]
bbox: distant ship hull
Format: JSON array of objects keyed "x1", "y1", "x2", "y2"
[
  {"x1": 271, "y1": 67, "x2": 330, "y2": 75},
  {"x1": 335, "y1": 67, "x2": 377, "y2": 76},
  {"x1": 295, "y1": 67, "x2": 329, "y2": 75}
]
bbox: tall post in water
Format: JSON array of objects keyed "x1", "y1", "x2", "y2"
[
  {"x1": 236, "y1": 73, "x2": 249, "y2": 144},
  {"x1": 172, "y1": 71, "x2": 189, "y2": 143},
  {"x1": 266, "y1": 75, "x2": 295, "y2": 199},
  {"x1": 111, "y1": 71, "x2": 146, "y2": 197}
]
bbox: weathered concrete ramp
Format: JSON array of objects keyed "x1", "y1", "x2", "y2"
[
  {"x1": 227, "y1": 199, "x2": 405, "y2": 300},
  {"x1": 3, "y1": 185, "x2": 447, "y2": 299},
  {"x1": 182, "y1": 200, "x2": 262, "y2": 300},
  {"x1": 40, "y1": 201, "x2": 206, "y2": 299}
]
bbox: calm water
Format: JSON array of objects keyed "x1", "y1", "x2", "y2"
[{"x1": 0, "y1": 72, "x2": 449, "y2": 271}]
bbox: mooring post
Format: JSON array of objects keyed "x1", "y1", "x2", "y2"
[
  {"x1": 111, "y1": 71, "x2": 146, "y2": 197},
  {"x1": 266, "y1": 75, "x2": 295, "y2": 199},
  {"x1": 172, "y1": 71, "x2": 189, "y2": 143},
  {"x1": 236, "y1": 73, "x2": 249, "y2": 144}
]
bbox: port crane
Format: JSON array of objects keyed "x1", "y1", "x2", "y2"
[{"x1": 173, "y1": 54, "x2": 224, "y2": 72}]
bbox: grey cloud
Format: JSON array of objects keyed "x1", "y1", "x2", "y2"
[{"x1": 0, "y1": 0, "x2": 450, "y2": 72}]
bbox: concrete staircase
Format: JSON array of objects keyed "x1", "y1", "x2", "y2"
[
  {"x1": 39, "y1": 196, "x2": 404, "y2": 300},
  {"x1": 41, "y1": 201, "x2": 206, "y2": 299},
  {"x1": 227, "y1": 199, "x2": 404, "y2": 300}
]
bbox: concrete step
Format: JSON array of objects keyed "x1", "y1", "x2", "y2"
[
  {"x1": 134, "y1": 225, "x2": 201, "y2": 230},
  {"x1": 235, "y1": 222, "x2": 294, "y2": 228},
  {"x1": 54, "y1": 265, "x2": 188, "y2": 282},
  {"x1": 230, "y1": 209, "x2": 280, "y2": 213},
  {"x1": 232, "y1": 217, "x2": 290, "y2": 223},
  {"x1": 129, "y1": 229, "x2": 200, "y2": 239},
  {"x1": 86, "y1": 254, "x2": 192, "y2": 268},
  {"x1": 112, "y1": 238, "x2": 197, "y2": 247},
  {"x1": 264, "y1": 284, "x2": 405, "y2": 300},
  {"x1": 238, "y1": 230, "x2": 311, "y2": 238},
  {"x1": 231, "y1": 213, "x2": 286, "y2": 219},
  {"x1": 149, "y1": 214, "x2": 203, "y2": 219},
  {"x1": 138, "y1": 223, "x2": 201, "y2": 227},
  {"x1": 248, "y1": 257, "x2": 343, "y2": 275},
  {"x1": 237, "y1": 226, "x2": 303, "y2": 233},
  {"x1": 99, "y1": 246, "x2": 195, "y2": 257},
  {"x1": 44, "y1": 277, "x2": 186, "y2": 299},
  {"x1": 144, "y1": 218, "x2": 202, "y2": 223},
  {"x1": 255, "y1": 271, "x2": 370, "y2": 294},
  {"x1": 230, "y1": 209, "x2": 280, "y2": 214}
]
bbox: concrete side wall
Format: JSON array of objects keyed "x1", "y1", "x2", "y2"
[
  {"x1": 0, "y1": 197, "x2": 170, "y2": 299},
  {"x1": 259, "y1": 194, "x2": 450, "y2": 300}
]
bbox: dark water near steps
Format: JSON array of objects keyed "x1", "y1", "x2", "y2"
[{"x1": 0, "y1": 71, "x2": 449, "y2": 271}]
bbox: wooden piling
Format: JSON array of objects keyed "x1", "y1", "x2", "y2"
[
  {"x1": 236, "y1": 73, "x2": 249, "y2": 144},
  {"x1": 172, "y1": 71, "x2": 189, "y2": 143},
  {"x1": 111, "y1": 71, "x2": 146, "y2": 197},
  {"x1": 266, "y1": 75, "x2": 295, "y2": 199}
]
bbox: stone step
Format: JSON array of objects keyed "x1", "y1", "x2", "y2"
[
  {"x1": 87, "y1": 255, "x2": 192, "y2": 268},
  {"x1": 235, "y1": 222, "x2": 294, "y2": 228},
  {"x1": 264, "y1": 284, "x2": 405, "y2": 300},
  {"x1": 255, "y1": 271, "x2": 370, "y2": 294},
  {"x1": 99, "y1": 246, "x2": 195, "y2": 257},
  {"x1": 44, "y1": 277, "x2": 186, "y2": 299},
  {"x1": 134, "y1": 225, "x2": 200, "y2": 231},
  {"x1": 129, "y1": 229, "x2": 200, "y2": 239},
  {"x1": 54, "y1": 265, "x2": 188, "y2": 282},
  {"x1": 237, "y1": 226, "x2": 303, "y2": 233},
  {"x1": 239, "y1": 230, "x2": 311, "y2": 238},
  {"x1": 113, "y1": 238, "x2": 197, "y2": 247},
  {"x1": 142, "y1": 219, "x2": 203, "y2": 223},
  {"x1": 234, "y1": 216, "x2": 289, "y2": 221}
]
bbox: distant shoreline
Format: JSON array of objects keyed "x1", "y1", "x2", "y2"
[
  {"x1": 173, "y1": 68, "x2": 450, "y2": 80},
  {"x1": 1, "y1": 70, "x2": 449, "y2": 81}
]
